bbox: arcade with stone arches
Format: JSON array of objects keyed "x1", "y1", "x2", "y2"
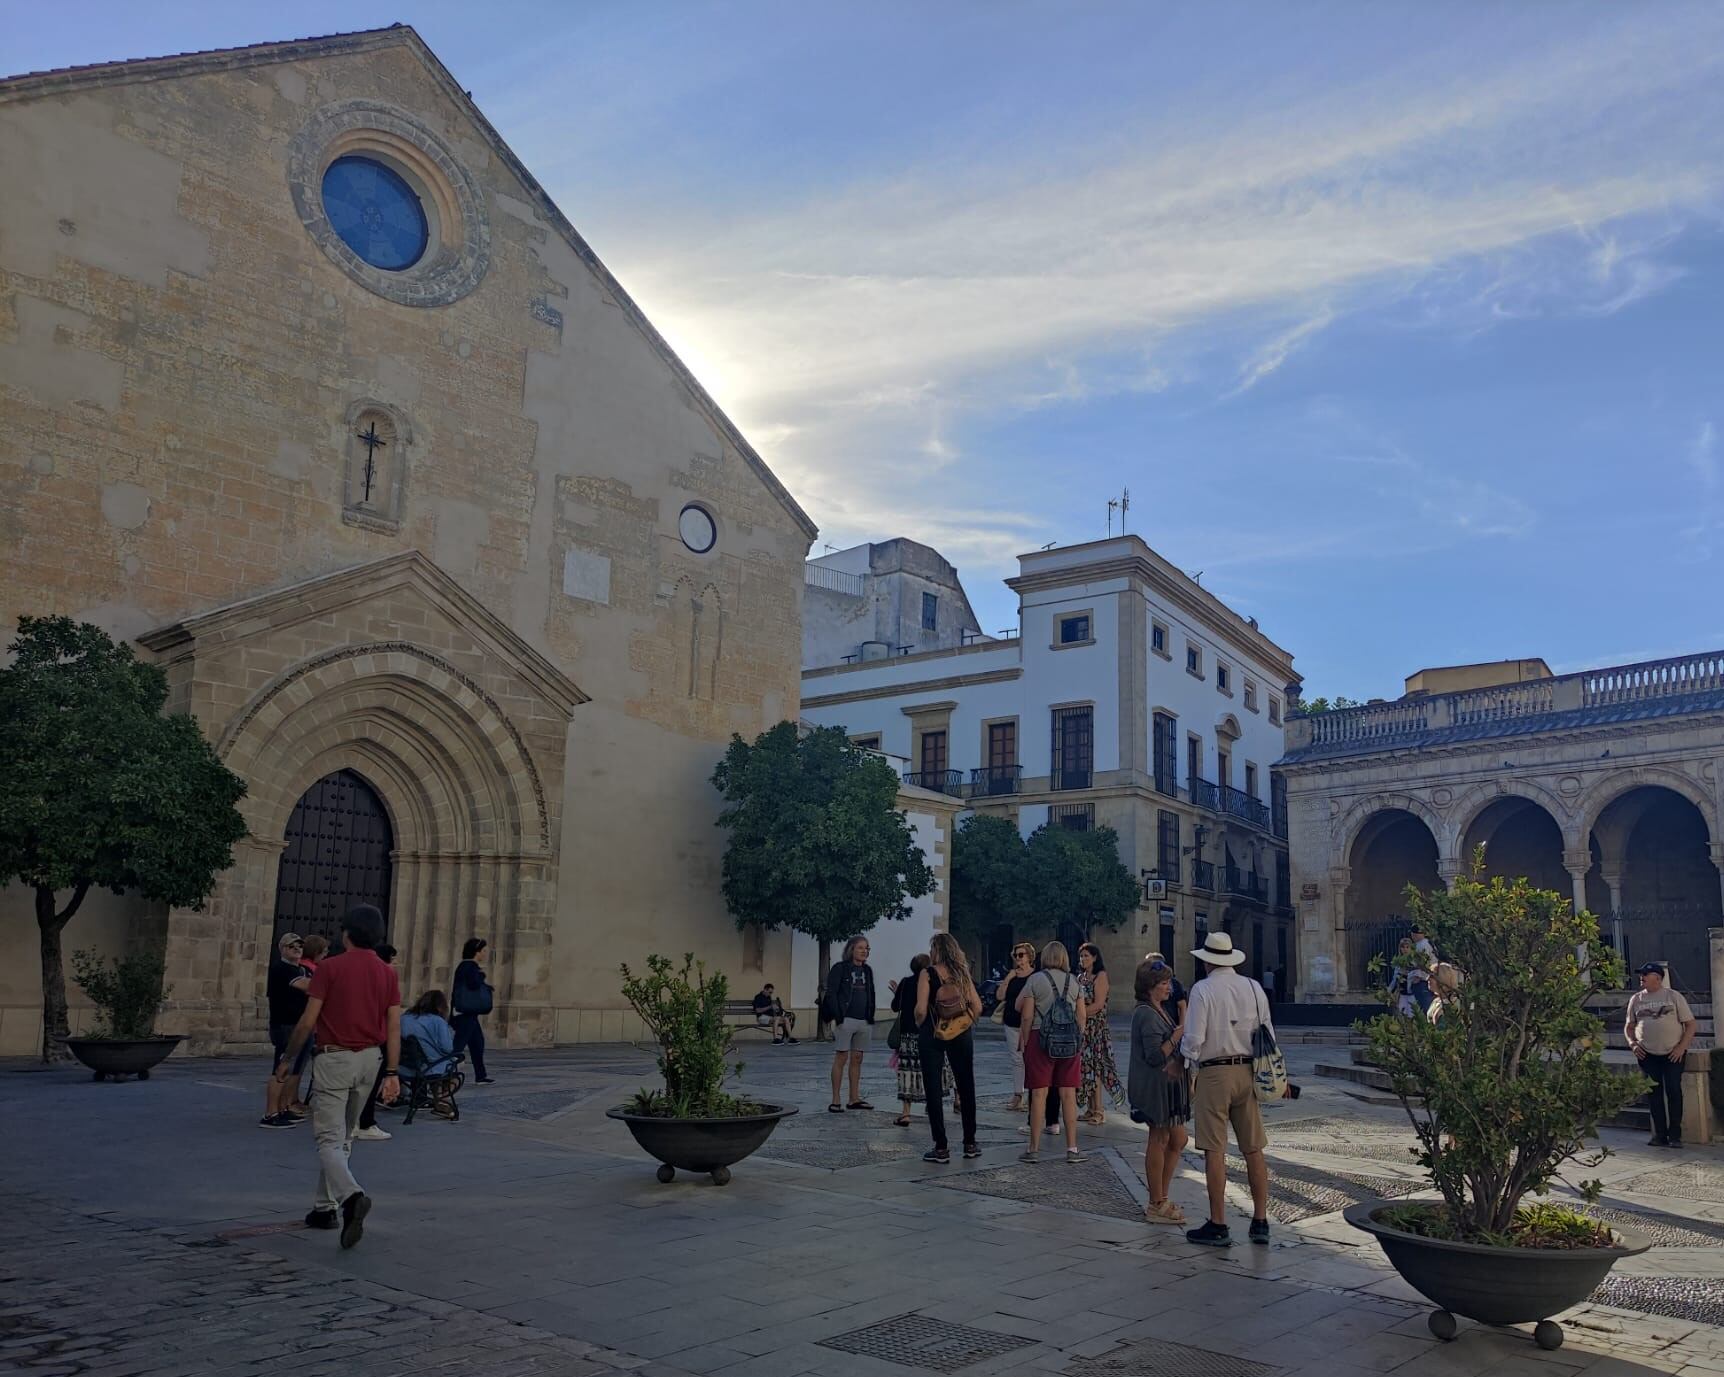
[{"x1": 1335, "y1": 777, "x2": 1723, "y2": 994}]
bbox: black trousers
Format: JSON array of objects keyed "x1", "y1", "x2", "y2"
[
  {"x1": 920, "y1": 1031, "x2": 976, "y2": 1151},
  {"x1": 452, "y1": 1014, "x2": 488, "y2": 1080},
  {"x1": 1645, "y1": 1056, "x2": 1685, "y2": 1142}
]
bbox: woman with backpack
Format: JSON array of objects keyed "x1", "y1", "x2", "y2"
[
  {"x1": 1017, "y1": 941, "x2": 1088, "y2": 1164},
  {"x1": 913, "y1": 932, "x2": 983, "y2": 1164}
]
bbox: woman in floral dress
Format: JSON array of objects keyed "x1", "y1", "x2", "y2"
[
  {"x1": 1077, "y1": 943, "x2": 1125, "y2": 1124},
  {"x1": 889, "y1": 954, "x2": 951, "y2": 1123}
]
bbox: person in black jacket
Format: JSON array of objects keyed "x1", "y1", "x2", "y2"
[
  {"x1": 451, "y1": 937, "x2": 493, "y2": 1084},
  {"x1": 825, "y1": 936, "x2": 876, "y2": 1112}
]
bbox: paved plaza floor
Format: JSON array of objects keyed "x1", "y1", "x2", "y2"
[{"x1": 5, "y1": 1030, "x2": 1724, "y2": 1377}]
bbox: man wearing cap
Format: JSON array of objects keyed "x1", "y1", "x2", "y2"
[
  {"x1": 1625, "y1": 963, "x2": 1696, "y2": 1148},
  {"x1": 1180, "y1": 932, "x2": 1274, "y2": 1247},
  {"x1": 275, "y1": 904, "x2": 401, "y2": 1248},
  {"x1": 261, "y1": 933, "x2": 312, "y2": 1128}
]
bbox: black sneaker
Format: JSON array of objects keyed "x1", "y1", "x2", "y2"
[
  {"x1": 339, "y1": 1191, "x2": 371, "y2": 1250},
  {"x1": 1648, "y1": 1134, "x2": 1669, "y2": 1147},
  {"x1": 1249, "y1": 1218, "x2": 1270, "y2": 1245},
  {"x1": 304, "y1": 1208, "x2": 338, "y2": 1230},
  {"x1": 1186, "y1": 1219, "x2": 1232, "y2": 1248},
  {"x1": 259, "y1": 1113, "x2": 294, "y2": 1129},
  {"x1": 962, "y1": 1142, "x2": 981, "y2": 1159},
  {"x1": 923, "y1": 1147, "x2": 951, "y2": 1164},
  {"x1": 1667, "y1": 1137, "x2": 1684, "y2": 1150},
  {"x1": 786, "y1": 1038, "x2": 799, "y2": 1044}
]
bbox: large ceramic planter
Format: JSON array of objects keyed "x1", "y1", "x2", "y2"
[
  {"x1": 1345, "y1": 1198, "x2": 1648, "y2": 1349},
  {"x1": 65, "y1": 1036, "x2": 182, "y2": 1082},
  {"x1": 606, "y1": 1103, "x2": 798, "y2": 1185}
]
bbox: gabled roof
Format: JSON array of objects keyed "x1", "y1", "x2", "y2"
[
  {"x1": 138, "y1": 548, "x2": 589, "y2": 718},
  {"x1": 0, "y1": 25, "x2": 819, "y2": 543}
]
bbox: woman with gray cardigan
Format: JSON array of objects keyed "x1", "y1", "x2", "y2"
[{"x1": 1128, "y1": 957, "x2": 1190, "y2": 1224}]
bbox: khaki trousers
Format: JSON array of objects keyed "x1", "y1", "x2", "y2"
[{"x1": 310, "y1": 1046, "x2": 380, "y2": 1211}]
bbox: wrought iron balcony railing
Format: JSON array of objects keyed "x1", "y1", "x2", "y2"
[
  {"x1": 1188, "y1": 776, "x2": 1219, "y2": 812},
  {"x1": 969, "y1": 765, "x2": 1023, "y2": 798},
  {"x1": 1051, "y1": 764, "x2": 1093, "y2": 792},
  {"x1": 903, "y1": 769, "x2": 964, "y2": 797},
  {"x1": 1218, "y1": 784, "x2": 1271, "y2": 832},
  {"x1": 1190, "y1": 859, "x2": 1216, "y2": 891},
  {"x1": 1224, "y1": 867, "x2": 1267, "y2": 904}
]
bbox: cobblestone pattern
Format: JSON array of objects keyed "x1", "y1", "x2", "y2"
[
  {"x1": 0, "y1": 1199, "x2": 639, "y2": 1376},
  {"x1": 1588, "y1": 1274, "x2": 1724, "y2": 1326},
  {"x1": 925, "y1": 1156, "x2": 1145, "y2": 1223},
  {"x1": 1225, "y1": 1155, "x2": 1428, "y2": 1223},
  {"x1": 1618, "y1": 1159, "x2": 1724, "y2": 1204},
  {"x1": 1585, "y1": 1202, "x2": 1724, "y2": 1248}
]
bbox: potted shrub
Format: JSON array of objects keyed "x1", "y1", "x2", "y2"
[
  {"x1": 606, "y1": 953, "x2": 797, "y2": 1185},
  {"x1": 64, "y1": 946, "x2": 182, "y2": 1081},
  {"x1": 1344, "y1": 865, "x2": 1648, "y2": 1351}
]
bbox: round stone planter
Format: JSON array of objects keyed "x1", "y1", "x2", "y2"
[
  {"x1": 65, "y1": 1036, "x2": 182, "y2": 1082},
  {"x1": 606, "y1": 1103, "x2": 798, "y2": 1185},
  {"x1": 1344, "y1": 1198, "x2": 1647, "y2": 1349}
]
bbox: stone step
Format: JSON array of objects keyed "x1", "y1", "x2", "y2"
[
  {"x1": 1276, "y1": 1028, "x2": 1366, "y2": 1046},
  {"x1": 1587, "y1": 992, "x2": 1713, "y2": 1016},
  {"x1": 1603, "y1": 1029, "x2": 1714, "y2": 1051},
  {"x1": 1313, "y1": 1060, "x2": 1397, "y2": 1093}
]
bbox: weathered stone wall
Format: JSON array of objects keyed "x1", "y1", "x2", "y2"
[{"x1": 0, "y1": 33, "x2": 813, "y2": 1053}]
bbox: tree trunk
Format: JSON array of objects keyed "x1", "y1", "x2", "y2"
[
  {"x1": 35, "y1": 884, "x2": 87, "y2": 1063},
  {"x1": 816, "y1": 937, "x2": 832, "y2": 1042}
]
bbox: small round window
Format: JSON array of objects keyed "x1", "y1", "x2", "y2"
[
  {"x1": 321, "y1": 155, "x2": 429, "y2": 271},
  {"x1": 679, "y1": 505, "x2": 717, "y2": 554}
]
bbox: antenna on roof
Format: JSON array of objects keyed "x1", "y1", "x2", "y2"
[
  {"x1": 1106, "y1": 487, "x2": 1130, "y2": 536},
  {"x1": 822, "y1": 543, "x2": 836, "y2": 554},
  {"x1": 1189, "y1": 570, "x2": 1203, "y2": 584},
  {"x1": 1040, "y1": 541, "x2": 1057, "y2": 551}
]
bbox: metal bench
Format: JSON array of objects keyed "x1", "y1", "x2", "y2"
[
  {"x1": 722, "y1": 1000, "x2": 792, "y2": 1039},
  {"x1": 398, "y1": 1034, "x2": 464, "y2": 1123}
]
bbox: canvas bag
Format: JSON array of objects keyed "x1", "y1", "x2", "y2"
[{"x1": 1250, "y1": 983, "x2": 1288, "y2": 1102}]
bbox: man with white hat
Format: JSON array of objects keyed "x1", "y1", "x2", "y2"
[{"x1": 1180, "y1": 932, "x2": 1273, "y2": 1247}]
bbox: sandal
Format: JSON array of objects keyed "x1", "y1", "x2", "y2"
[
  {"x1": 828, "y1": 1103, "x2": 845, "y2": 1113},
  {"x1": 847, "y1": 1100, "x2": 874, "y2": 1111},
  {"x1": 1144, "y1": 1199, "x2": 1184, "y2": 1225},
  {"x1": 893, "y1": 1115, "x2": 912, "y2": 1127}
]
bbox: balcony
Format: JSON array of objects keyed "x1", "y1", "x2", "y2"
[
  {"x1": 1188, "y1": 776, "x2": 1219, "y2": 812},
  {"x1": 969, "y1": 765, "x2": 1023, "y2": 798},
  {"x1": 903, "y1": 769, "x2": 964, "y2": 797},
  {"x1": 1218, "y1": 784, "x2": 1271, "y2": 832},
  {"x1": 1190, "y1": 859, "x2": 1216, "y2": 891},
  {"x1": 1224, "y1": 867, "x2": 1267, "y2": 905},
  {"x1": 1051, "y1": 764, "x2": 1093, "y2": 791}
]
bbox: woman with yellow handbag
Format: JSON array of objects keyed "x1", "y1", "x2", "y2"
[{"x1": 914, "y1": 932, "x2": 983, "y2": 1164}]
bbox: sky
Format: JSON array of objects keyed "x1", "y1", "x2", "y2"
[{"x1": 8, "y1": 3, "x2": 1724, "y2": 697}]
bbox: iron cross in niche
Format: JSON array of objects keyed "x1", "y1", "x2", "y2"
[{"x1": 355, "y1": 421, "x2": 388, "y2": 502}]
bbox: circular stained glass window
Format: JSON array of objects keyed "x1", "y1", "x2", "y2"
[
  {"x1": 679, "y1": 504, "x2": 717, "y2": 554},
  {"x1": 320, "y1": 155, "x2": 429, "y2": 271}
]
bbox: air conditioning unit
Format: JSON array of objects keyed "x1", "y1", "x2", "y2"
[{"x1": 1143, "y1": 878, "x2": 1169, "y2": 900}]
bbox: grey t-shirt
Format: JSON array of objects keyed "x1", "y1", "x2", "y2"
[
  {"x1": 1022, "y1": 969, "x2": 1080, "y2": 1031},
  {"x1": 1628, "y1": 986, "x2": 1693, "y2": 1057}
]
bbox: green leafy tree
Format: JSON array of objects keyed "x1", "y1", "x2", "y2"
[
  {"x1": 0, "y1": 617, "x2": 248, "y2": 1060},
  {"x1": 1295, "y1": 695, "x2": 1361, "y2": 715},
  {"x1": 949, "y1": 813, "x2": 1031, "y2": 956},
  {"x1": 1364, "y1": 858, "x2": 1642, "y2": 1242},
  {"x1": 712, "y1": 723, "x2": 934, "y2": 1025},
  {"x1": 1020, "y1": 824, "x2": 1140, "y2": 940}
]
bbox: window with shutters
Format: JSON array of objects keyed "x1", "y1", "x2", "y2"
[
  {"x1": 1051, "y1": 706, "x2": 1093, "y2": 790},
  {"x1": 920, "y1": 730, "x2": 947, "y2": 780},
  {"x1": 1152, "y1": 711, "x2": 1178, "y2": 795},
  {"x1": 1157, "y1": 809, "x2": 1180, "y2": 878}
]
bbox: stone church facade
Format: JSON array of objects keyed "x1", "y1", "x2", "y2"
[
  {"x1": 0, "y1": 28, "x2": 819, "y2": 1054},
  {"x1": 1280, "y1": 652, "x2": 1724, "y2": 1000}
]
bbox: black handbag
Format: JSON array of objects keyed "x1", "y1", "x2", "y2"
[{"x1": 454, "y1": 965, "x2": 493, "y2": 1016}]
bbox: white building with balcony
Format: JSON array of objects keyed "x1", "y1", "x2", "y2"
[{"x1": 800, "y1": 535, "x2": 1302, "y2": 988}]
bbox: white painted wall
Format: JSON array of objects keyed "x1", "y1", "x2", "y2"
[{"x1": 789, "y1": 804, "x2": 945, "y2": 1013}]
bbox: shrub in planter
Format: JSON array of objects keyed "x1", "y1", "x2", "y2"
[
  {"x1": 71, "y1": 947, "x2": 171, "y2": 1040},
  {"x1": 1349, "y1": 862, "x2": 1648, "y2": 1344},
  {"x1": 610, "y1": 953, "x2": 795, "y2": 1184}
]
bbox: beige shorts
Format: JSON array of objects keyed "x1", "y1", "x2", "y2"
[
  {"x1": 833, "y1": 1018, "x2": 872, "y2": 1053},
  {"x1": 1191, "y1": 1062, "x2": 1267, "y2": 1154}
]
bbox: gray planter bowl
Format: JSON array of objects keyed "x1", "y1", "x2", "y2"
[
  {"x1": 1344, "y1": 1198, "x2": 1648, "y2": 1349},
  {"x1": 65, "y1": 1036, "x2": 182, "y2": 1082},
  {"x1": 606, "y1": 1103, "x2": 798, "y2": 1185}
]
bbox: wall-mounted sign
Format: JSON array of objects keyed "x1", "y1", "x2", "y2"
[{"x1": 1300, "y1": 883, "x2": 1321, "y2": 900}]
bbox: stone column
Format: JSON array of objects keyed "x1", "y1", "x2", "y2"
[
  {"x1": 1437, "y1": 857, "x2": 1465, "y2": 893},
  {"x1": 1324, "y1": 865, "x2": 1351, "y2": 996},
  {"x1": 1564, "y1": 849, "x2": 1593, "y2": 979},
  {"x1": 1711, "y1": 929, "x2": 1724, "y2": 1014},
  {"x1": 1712, "y1": 844, "x2": 1724, "y2": 912}
]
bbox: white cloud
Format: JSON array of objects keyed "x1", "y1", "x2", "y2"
[
  {"x1": 1224, "y1": 308, "x2": 1335, "y2": 398},
  {"x1": 1689, "y1": 420, "x2": 1719, "y2": 492}
]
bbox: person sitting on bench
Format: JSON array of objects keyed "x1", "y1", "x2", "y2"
[
  {"x1": 752, "y1": 984, "x2": 798, "y2": 1044},
  {"x1": 401, "y1": 991, "x2": 460, "y2": 1083}
]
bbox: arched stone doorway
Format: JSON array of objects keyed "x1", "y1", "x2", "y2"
[
  {"x1": 1344, "y1": 809, "x2": 1441, "y2": 989},
  {"x1": 272, "y1": 769, "x2": 394, "y2": 948},
  {"x1": 1588, "y1": 785, "x2": 1721, "y2": 991},
  {"x1": 1459, "y1": 796, "x2": 1567, "y2": 893}
]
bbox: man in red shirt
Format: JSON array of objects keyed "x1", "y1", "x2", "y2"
[{"x1": 276, "y1": 904, "x2": 401, "y2": 1248}]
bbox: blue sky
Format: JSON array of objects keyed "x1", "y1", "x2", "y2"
[{"x1": 9, "y1": 3, "x2": 1723, "y2": 697}]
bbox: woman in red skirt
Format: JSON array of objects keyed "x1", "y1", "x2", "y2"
[{"x1": 1017, "y1": 941, "x2": 1088, "y2": 1164}]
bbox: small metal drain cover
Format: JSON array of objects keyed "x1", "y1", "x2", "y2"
[
  {"x1": 818, "y1": 1313, "x2": 1034, "y2": 1372},
  {"x1": 927, "y1": 1156, "x2": 1144, "y2": 1223},
  {"x1": 1066, "y1": 1338, "x2": 1281, "y2": 1377}
]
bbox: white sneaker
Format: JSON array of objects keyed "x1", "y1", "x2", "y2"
[{"x1": 353, "y1": 1125, "x2": 391, "y2": 1141}]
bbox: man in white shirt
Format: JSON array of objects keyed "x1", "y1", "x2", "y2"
[
  {"x1": 1625, "y1": 962, "x2": 1697, "y2": 1148},
  {"x1": 1407, "y1": 926, "x2": 1437, "y2": 1013},
  {"x1": 1180, "y1": 933, "x2": 1273, "y2": 1247}
]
